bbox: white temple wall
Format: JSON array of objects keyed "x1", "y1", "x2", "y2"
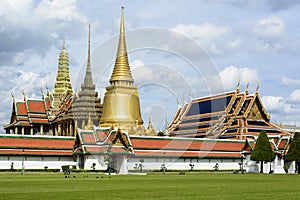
[
  {"x1": 127, "y1": 157, "x2": 242, "y2": 171},
  {"x1": 244, "y1": 155, "x2": 288, "y2": 174},
  {"x1": 0, "y1": 155, "x2": 76, "y2": 169},
  {"x1": 83, "y1": 155, "x2": 107, "y2": 170}
]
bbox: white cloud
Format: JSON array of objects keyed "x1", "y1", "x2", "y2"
[
  {"x1": 282, "y1": 76, "x2": 300, "y2": 86},
  {"x1": 34, "y1": 0, "x2": 88, "y2": 22},
  {"x1": 288, "y1": 89, "x2": 300, "y2": 104},
  {"x1": 219, "y1": 65, "x2": 259, "y2": 90},
  {"x1": 262, "y1": 91, "x2": 300, "y2": 125},
  {"x1": 130, "y1": 59, "x2": 145, "y2": 71},
  {"x1": 228, "y1": 38, "x2": 242, "y2": 49},
  {"x1": 253, "y1": 16, "x2": 284, "y2": 38},
  {"x1": 262, "y1": 96, "x2": 287, "y2": 112},
  {"x1": 172, "y1": 23, "x2": 230, "y2": 54}
]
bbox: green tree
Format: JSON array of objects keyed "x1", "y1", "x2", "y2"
[
  {"x1": 285, "y1": 132, "x2": 300, "y2": 174},
  {"x1": 250, "y1": 131, "x2": 275, "y2": 173},
  {"x1": 157, "y1": 131, "x2": 165, "y2": 136}
]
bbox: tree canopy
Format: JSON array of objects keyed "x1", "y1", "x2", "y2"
[
  {"x1": 250, "y1": 131, "x2": 275, "y2": 173},
  {"x1": 285, "y1": 132, "x2": 300, "y2": 174},
  {"x1": 285, "y1": 132, "x2": 300, "y2": 162}
]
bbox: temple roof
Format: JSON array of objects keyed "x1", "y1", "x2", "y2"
[
  {"x1": 167, "y1": 88, "x2": 290, "y2": 139},
  {"x1": 73, "y1": 127, "x2": 255, "y2": 159},
  {"x1": 0, "y1": 135, "x2": 74, "y2": 156},
  {"x1": 73, "y1": 127, "x2": 133, "y2": 155},
  {"x1": 4, "y1": 96, "x2": 52, "y2": 129}
]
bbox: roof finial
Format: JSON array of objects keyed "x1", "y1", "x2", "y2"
[
  {"x1": 62, "y1": 41, "x2": 66, "y2": 50},
  {"x1": 245, "y1": 82, "x2": 249, "y2": 95},
  {"x1": 88, "y1": 24, "x2": 91, "y2": 66},
  {"x1": 256, "y1": 82, "x2": 260, "y2": 93},
  {"x1": 22, "y1": 90, "x2": 26, "y2": 101},
  {"x1": 41, "y1": 87, "x2": 44, "y2": 99},
  {"x1": 11, "y1": 91, "x2": 15, "y2": 102},
  {"x1": 188, "y1": 89, "x2": 192, "y2": 101},
  {"x1": 176, "y1": 96, "x2": 180, "y2": 107},
  {"x1": 236, "y1": 79, "x2": 240, "y2": 93},
  {"x1": 121, "y1": 7, "x2": 124, "y2": 33}
]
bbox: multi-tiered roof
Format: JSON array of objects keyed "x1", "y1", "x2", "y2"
[
  {"x1": 167, "y1": 86, "x2": 291, "y2": 140},
  {"x1": 52, "y1": 42, "x2": 73, "y2": 113}
]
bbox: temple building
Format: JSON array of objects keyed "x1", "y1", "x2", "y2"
[
  {"x1": 167, "y1": 85, "x2": 291, "y2": 140},
  {"x1": 4, "y1": 92, "x2": 53, "y2": 135},
  {"x1": 99, "y1": 7, "x2": 144, "y2": 132},
  {"x1": 1, "y1": 7, "x2": 296, "y2": 174},
  {"x1": 4, "y1": 25, "x2": 102, "y2": 137}
]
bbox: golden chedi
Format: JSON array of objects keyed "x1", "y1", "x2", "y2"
[{"x1": 100, "y1": 7, "x2": 143, "y2": 131}]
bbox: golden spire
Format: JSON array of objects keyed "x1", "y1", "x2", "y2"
[
  {"x1": 52, "y1": 41, "x2": 73, "y2": 112},
  {"x1": 100, "y1": 7, "x2": 143, "y2": 131},
  {"x1": 109, "y1": 7, "x2": 134, "y2": 85}
]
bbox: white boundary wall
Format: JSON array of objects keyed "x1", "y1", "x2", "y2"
[
  {"x1": 127, "y1": 157, "x2": 242, "y2": 171},
  {"x1": 0, "y1": 155, "x2": 76, "y2": 170}
]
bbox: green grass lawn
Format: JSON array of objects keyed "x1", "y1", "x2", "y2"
[{"x1": 0, "y1": 172, "x2": 299, "y2": 200}]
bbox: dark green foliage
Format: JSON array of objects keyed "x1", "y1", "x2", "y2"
[
  {"x1": 61, "y1": 165, "x2": 71, "y2": 175},
  {"x1": 285, "y1": 132, "x2": 300, "y2": 173},
  {"x1": 157, "y1": 131, "x2": 165, "y2": 136},
  {"x1": 250, "y1": 131, "x2": 275, "y2": 173}
]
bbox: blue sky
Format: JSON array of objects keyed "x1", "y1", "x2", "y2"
[{"x1": 1, "y1": 0, "x2": 300, "y2": 132}]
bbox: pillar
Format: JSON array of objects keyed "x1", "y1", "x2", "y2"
[
  {"x1": 82, "y1": 120, "x2": 85, "y2": 130},
  {"x1": 75, "y1": 120, "x2": 78, "y2": 136},
  {"x1": 69, "y1": 122, "x2": 73, "y2": 137},
  {"x1": 58, "y1": 124, "x2": 61, "y2": 136},
  {"x1": 15, "y1": 127, "x2": 18, "y2": 135},
  {"x1": 21, "y1": 127, "x2": 24, "y2": 135},
  {"x1": 40, "y1": 125, "x2": 43, "y2": 135},
  {"x1": 49, "y1": 128, "x2": 53, "y2": 136},
  {"x1": 30, "y1": 127, "x2": 33, "y2": 135},
  {"x1": 55, "y1": 125, "x2": 58, "y2": 136}
]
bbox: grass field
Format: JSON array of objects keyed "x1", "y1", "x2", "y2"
[{"x1": 0, "y1": 172, "x2": 299, "y2": 200}]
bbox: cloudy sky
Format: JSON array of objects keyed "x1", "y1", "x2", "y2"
[{"x1": 1, "y1": 0, "x2": 300, "y2": 132}]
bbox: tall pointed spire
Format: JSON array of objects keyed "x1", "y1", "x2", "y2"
[
  {"x1": 52, "y1": 41, "x2": 73, "y2": 113},
  {"x1": 100, "y1": 7, "x2": 143, "y2": 131},
  {"x1": 83, "y1": 24, "x2": 93, "y2": 86},
  {"x1": 109, "y1": 7, "x2": 134, "y2": 85},
  {"x1": 72, "y1": 24, "x2": 103, "y2": 129}
]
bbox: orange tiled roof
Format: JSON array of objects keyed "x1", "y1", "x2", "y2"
[
  {"x1": 83, "y1": 146, "x2": 130, "y2": 154},
  {"x1": 16, "y1": 102, "x2": 28, "y2": 115},
  {"x1": 130, "y1": 137, "x2": 245, "y2": 152},
  {"x1": 134, "y1": 150, "x2": 242, "y2": 158},
  {"x1": 0, "y1": 135, "x2": 74, "y2": 150},
  {"x1": 278, "y1": 138, "x2": 289, "y2": 150},
  {"x1": 27, "y1": 100, "x2": 46, "y2": 113},
  {"x1": 82, "y1": 133, "x2": 97, "y2": 144},
  {"x1": 0, "y1": 149, "x2": 72, "y2": 156}
]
